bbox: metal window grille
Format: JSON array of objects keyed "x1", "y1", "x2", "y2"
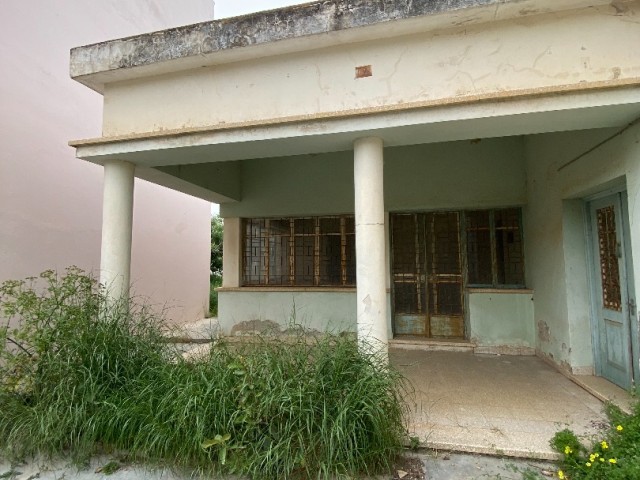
[
  {"x1": 242, "y1": 216, "x2": 356, "y2": 286},
  {"x1": 596, "y1": 206, "x2": 622, "y2": 311},
  {"x1": 466, "y1": 208, "x2": 525, "y2": 287}
]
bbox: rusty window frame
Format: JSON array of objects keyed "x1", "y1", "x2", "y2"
[
  {"x1": 465, "y1": 208, "x2": 525, "y2": 288},
  {"x1": 242, "y1": 216, "x2": 356, "y2": 287}
]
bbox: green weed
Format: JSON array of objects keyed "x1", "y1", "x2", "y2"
[
  {"x1": 0, "y1": 268, "x2": 408, "y2": 479},
  {"x1": 550, "y1": 402, "x2": 640, "y2": 479}
]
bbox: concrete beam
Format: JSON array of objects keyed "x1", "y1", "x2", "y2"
[
  {"x1": 71, "y1": 86, "x2": 640, "y2": 167},
  {"x1": 156, "y1": 162, "x2": 241, "y2": 201},
  {"x1": 135, "y1": 166, "x2": 239, "y2": 203}
]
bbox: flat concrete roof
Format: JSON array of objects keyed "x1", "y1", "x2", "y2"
[{"x1": 70, "y1": 0, "x2": 608, "y2": 92}]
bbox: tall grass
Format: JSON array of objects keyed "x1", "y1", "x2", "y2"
[{"x1": 0, "y1": 269, "x2": 409, "y2": 479}]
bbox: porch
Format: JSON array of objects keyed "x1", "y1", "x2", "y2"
[
  {"x1": 180, "y1": 316, "x2": 634, "y2": 461},
  {"x1": 391, "y1": 348, "x2": 634, "y2": 460}
]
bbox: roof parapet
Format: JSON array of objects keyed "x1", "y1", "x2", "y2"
[{"x1": 70, "y1": 0, "x2": 611, "y2": 92}]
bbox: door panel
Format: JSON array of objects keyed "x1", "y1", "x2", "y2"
[
  {"x1": 391, "y1": 212, "x2": 464, "y2": 339},
  {"x1": 427, "y1": 212, "x2": 464, "y2": 337},
  {"x1": 590, "y1": 194, "x2": 633, "y2": 390},
  {"x1": 392, "y1": 214, "x2": 428, "y2": 335}
]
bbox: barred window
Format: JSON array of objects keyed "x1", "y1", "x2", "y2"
[
  {"x1": 466, "y1": 208, "x2": 525, "y2": 287},
  {"x1": 243, "y1": 216, "x2": 356, "y2": 287}
]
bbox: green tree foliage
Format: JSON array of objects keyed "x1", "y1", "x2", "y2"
[{"x1": 210, "y1": 214, "x2": 223, "y2": 280}]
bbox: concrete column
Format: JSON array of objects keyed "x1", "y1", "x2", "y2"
[
  {"x1": 354, "y1": 137, "x2": 388, "y2": 356},
  {"x1": 100, "y1": 160, "x2": 135, "y2": 299},
  {"x1": 222, "y1": 217, "x2": 241, "y2": 288}
]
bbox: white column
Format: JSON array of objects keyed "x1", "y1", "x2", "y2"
[
  {"x1": 222, "y1": 217, "x2": 241, "y2": 288},
  {"x1": 100, "y1": 160, "x2": 135, "y2": 299},
  {"x1": 354, "y1": 137, "x2": 388, "y2": 355}
]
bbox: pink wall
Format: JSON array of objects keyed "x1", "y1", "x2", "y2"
[{"x1": 0, "y1": 0, "x2": 213, "y2": 323}]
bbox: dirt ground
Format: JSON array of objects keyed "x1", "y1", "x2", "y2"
[{"x1": 1, "y1": 451, "x2": 557, "y2": 480}]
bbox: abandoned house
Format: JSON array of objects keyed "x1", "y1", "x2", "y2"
[{"x1": 70, "y1": 0, "x2": 640, "y2": 390}]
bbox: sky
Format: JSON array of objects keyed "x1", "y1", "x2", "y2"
[{"x1": 214, "y1": 0, "x2": 306, "y2": 19}]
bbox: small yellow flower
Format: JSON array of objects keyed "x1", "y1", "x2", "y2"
[
  {"x1": 617, "y1": 425, "x2": 624, "y2": 431},
  {"x1": 564, "y1": 445, "x2": 573, "y2": 455},
  {"x1": 558, "y1": 470, "x2": 565, "y2": 479},
  {"x1": 586, "y1": 462, "x2": 592, "y2": 467},
  {"x1": 609, "y1": 458, "x2": 617, "y2": 464},
  {"x1": 601, "y1": 440, "x2": 608, "y2": 449},
  {"x1": 600, "y1": 458, "x2": 605, "y2": 462},
  {"x1": 590, "y1": 454, "x2": 597, "y2": 462}
]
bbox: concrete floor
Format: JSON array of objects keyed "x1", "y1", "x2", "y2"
[
  {"x1": 176, "y1": 321, "x2": 632, "y2": 461},
  {"x1": 391, "y1": 349, "x2": 615, "y2": 460}
]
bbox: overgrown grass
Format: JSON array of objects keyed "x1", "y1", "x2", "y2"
[{"x1": 0, "y1": 268, "x2": 409, "y2": 479}]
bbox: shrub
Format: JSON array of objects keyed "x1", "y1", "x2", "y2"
[
  {"x1": 0, "y1": 268, "x2": 408, "y2": 479},
  {"x1": 550, "y1": 402, "x2": 640, "y2": 479}
]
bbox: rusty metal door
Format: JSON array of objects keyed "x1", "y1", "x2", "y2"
[{"x1": 391, "y1": 212, "x2": 465, "y2": 338}]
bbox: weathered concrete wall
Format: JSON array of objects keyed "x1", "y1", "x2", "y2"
[
  {"x1": 101, "y1": 2, "x2": 640, "y2": 136},
  {"x1": 220, "y1": 137, "x2": 526, "y2": 218},
  {"x1": 524, "y1": 123, "x2": 640, "y2": 372},
  {"x1": 0, "y1": 0, "x2": 212, "y2": 324},
  {"x1": 469, "y1": 291, "x2": 535, "y2": 352},
  {"x1": 218, "y1": 287, "x2": 537, "y2": 348},
  {"x1": 217, "y1": 290, "x2": 358, "y2": 334},
  {"x1": 70, "y1": 0, "x2": 513, "y2": 79}
]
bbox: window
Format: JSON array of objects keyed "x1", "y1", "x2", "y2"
[
  {"x1": 243, "y1": 216, "x2": 356, "y2": 287},
  {"x1": 466, "y1": 208, "x2": 525, "y2": 287}
]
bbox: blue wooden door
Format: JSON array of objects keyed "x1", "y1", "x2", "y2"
[{"x1": 590, "y1": 194, "x2": 634, "y2": 390}]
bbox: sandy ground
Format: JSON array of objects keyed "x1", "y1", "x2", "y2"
[{"x1": 1, "y1": 451, "x2": 556, "y2": 480}]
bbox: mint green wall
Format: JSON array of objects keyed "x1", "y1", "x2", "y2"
[
  {"x1": 385, "y1": 137, "x2": 526, "y2": 211},
  {"x1": 220, "y1": 137, "x2": 527, "y2": 218},
  {"x1": 469, "y1": 292, "x2": 535, "y2": 348},
  {"x1": 524, "y1": 124, "x2": 640, "y2": 372},
  {"x1": 217, "y1": 290, "x2": 358, "y2": 334}
]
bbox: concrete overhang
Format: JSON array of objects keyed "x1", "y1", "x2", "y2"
[
  {"x1": 72, "y1": 83, "x2": 640, "y2": 167},
  {"x1": 70, "y1": 0, "x2": 615, "y2": 93}
]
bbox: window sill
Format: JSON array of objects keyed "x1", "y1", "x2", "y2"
[
  {"x1": 467, "y1": 287, "x2": 533, "y2": 294},
  {"x1": 217, "y1": 286, "x2": 357, "y2": 293}
]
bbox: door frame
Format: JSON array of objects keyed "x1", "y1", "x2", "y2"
[
  {"x1": 585, "y1": 187, "x2": 638, "y2": 388},
  {"x1": 389, "y1": 210, "x2": 467, "y2": 339}
]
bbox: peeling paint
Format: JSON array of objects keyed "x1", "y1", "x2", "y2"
[
  {"x1": 537, "y1": 320, "x2": 551, "y2": 343},
  {"x1": 230, "y1": 319, "x2": 282, "y2": 335}
]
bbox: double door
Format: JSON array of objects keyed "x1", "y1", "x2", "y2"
[{"x1": 391, "y1": 212, "x2": 464, "y2": 338}]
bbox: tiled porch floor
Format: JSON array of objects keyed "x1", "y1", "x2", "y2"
[{"x1": 390, "y1": 349, "x2": 621, "y2": 460}]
